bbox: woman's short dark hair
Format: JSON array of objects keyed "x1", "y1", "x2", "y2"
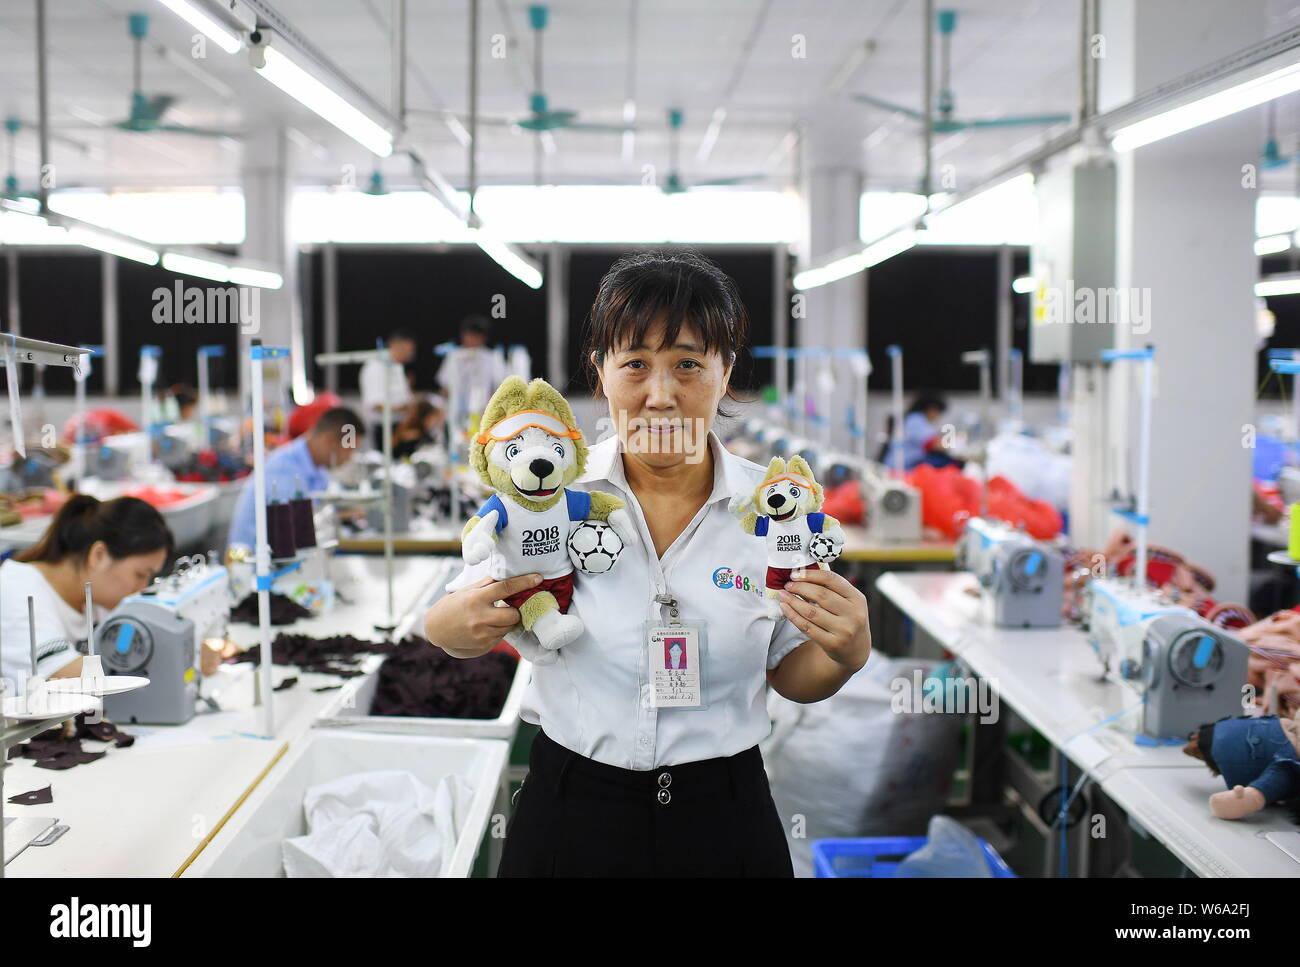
[
  {"x1": 584, "y1": 250, "x2": 750, "y2": 414},
  {"x1": 15, "y1": 495, "x2": 173, "y2": 566}
]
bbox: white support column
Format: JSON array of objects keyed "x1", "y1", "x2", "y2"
[
  {"x1": 101, "y1": 253, "x2": 118, "y2": 397},
  {"x1": 546, "y1": 245, "x2": 567, "y2": 390},
  {"x1": 1096, "y1": 0, "x2": 1264, "y2": 600},
  {"x1": 240, "y1": 126, "x2": 301, "y2": 404},
  {"x1": 798, "y1": 99, "x2": 868, "y2": 452}
]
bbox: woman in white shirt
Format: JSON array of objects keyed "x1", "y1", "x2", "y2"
[
  {"x1": 1, "y1": 495, "x2": 172, "y2": 695},
  {"x1": 423, "y1": 251, "x2": 870, "y2": 877}
]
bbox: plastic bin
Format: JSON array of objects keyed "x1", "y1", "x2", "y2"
[
  {"x1": 184, "y1": 731, "x2": 509, "y2": 878},
  {"x1": 314, "y1": 655, "x2": 530, "y2": 741},
  {"x1": 811, "y1": 836, "x2": 1016, "y2": 878}
]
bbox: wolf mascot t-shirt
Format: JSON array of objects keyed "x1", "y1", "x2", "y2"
[
  {"x1": 475, "y1": 489, "x2": 592, "y2": 580},
  {"x1": 754, "y1": 511, "x2": 825, "y2": 569}
]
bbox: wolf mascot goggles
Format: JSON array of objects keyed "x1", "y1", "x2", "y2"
[{"x1": 475, "y1": 409, "x2": 584, "y2": 445}]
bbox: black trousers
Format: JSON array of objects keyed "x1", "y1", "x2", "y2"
[{"x1": 497, "y1": 730, "x2": 794, "y2": 877}]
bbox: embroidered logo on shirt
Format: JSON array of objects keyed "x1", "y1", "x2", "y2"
[{"x1": 711, "y1": 567, "x2": 764, "y2": 596}]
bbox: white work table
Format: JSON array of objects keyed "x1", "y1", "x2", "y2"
[
  {"x1": 876, "y1": 570, "x2": 1300, "y2": 877},
  {"x1": 4, "y1": 555, "x2": 459, "y2": 877}
]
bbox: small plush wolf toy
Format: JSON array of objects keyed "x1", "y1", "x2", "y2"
[
  {"x1": 465, "y1": 376, "x2": 638, "y2": 663},
  {"x1": 727, "y1": 455, "x2": 846, "y2": 619},
  {"x1": 1184, "y1": 714, "x2": 1300, "y2": 821}
]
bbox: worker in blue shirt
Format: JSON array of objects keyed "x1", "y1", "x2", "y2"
[
  {"x1": 881, "y1": 393, "x2": 962, "y2": 471},
  {"x1": 227, "y1": 407, "x2": 366, "y2": 548}
]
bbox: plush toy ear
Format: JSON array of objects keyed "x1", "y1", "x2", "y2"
[
  {"x1": 755, "y1": 456, "x2": 785, "y2": 505},
  {"x1": 527, "y1": 377, "x2": 588, "y2": 476},
  {"x1": 483, "y1": 376, "x2": 530, "y2": 429},
  {"x1": 786, "y1": 456, "x2": 823, "y2": 510},
  {"x1": 787, "y1": 455, "x2": 814, "y2": 482}
]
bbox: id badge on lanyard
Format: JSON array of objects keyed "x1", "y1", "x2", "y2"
[{"x1": 644, "y1": 593, "x2": 709, "y2": 710}]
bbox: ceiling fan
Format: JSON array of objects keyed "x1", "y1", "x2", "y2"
[
  {"x1": 1262, "y1": 101, "x2": 1292, "y2": 169},
  {"x1": 658, "y1": 108, "x2": 769, "y2": 194},
  {"x1": 59, "y1": 13, "x2": 238, "y2": 139},
  {"x1": 852, "y1": 9, "x2": 1071, "y2": 134},
  {"x1": 470, "y1": 5, "x2": 635, "y2": 136}
]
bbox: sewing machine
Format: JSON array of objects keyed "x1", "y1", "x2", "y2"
[
  {"x1": 863, "y1": 470, "x2": 922, "y2": 543},
  {"x1": 956, "y1": 517, "x2": 1063, "y2": 628},
  {"x1": 1084, "y1": 578, "x2": 1248, "y2": 740},
  {"x1": 98, "y1": 560, "x2": 231, "y2": 724}
]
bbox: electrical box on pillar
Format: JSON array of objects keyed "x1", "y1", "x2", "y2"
[{"x1": 1029, "y1": 159, "x2": 1118, "y2": 363}]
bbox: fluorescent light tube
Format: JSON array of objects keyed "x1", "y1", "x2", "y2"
[
  {"x1": 154, "y1": 0, "x2": 242, "y2": 55},
  {"x1": 1112, "y1": 60, "x2": 1300, "y2": 152},
  {"x1": 1257, "y1": 274, "x2": 1300, "y2": 297},
  {"x1": 793, "y1": 228, "x2": 916, "y2": 290},
  {"x1": 473, "y1": 230, "x2": 543, "y2": 289},
  {"x1": 254, "y1": 45, "x2": 393, "y2": 157},
  {"x1": 1012, "y1": 275, "x2": 1037, "y2": 293},
  {"x1": 1257, "y1": 233, "x2": 1292, "y2": 255},
  {"x1": 228, "y1": 266, "x2": 284, "y2": 289},
  {"x1": 162, "y1": 252, "x2": 230, "y2": 281},
  {"x1": 65, "y1": 225, "x2": 159, "y2": 265}
]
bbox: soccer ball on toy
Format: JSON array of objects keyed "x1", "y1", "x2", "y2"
[
  {"x1": 808, "y1": 531, "x2": 841, "y2": 564},
  {"x1": 568, "y1": 520, "x2": 625, "y2": 574}
]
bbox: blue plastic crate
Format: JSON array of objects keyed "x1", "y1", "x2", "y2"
[{"x1": 812, "y1": 835, "x2": 1016, "y2": 878}]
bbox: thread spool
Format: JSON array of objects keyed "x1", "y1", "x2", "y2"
[
  {"x1": 1290, "y1": 503, "x2": 1300, "y2": 561},
  {"x1": 267, "y1": 500, "x2": 297, "y2": 560}
]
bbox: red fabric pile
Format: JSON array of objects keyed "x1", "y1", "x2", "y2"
[{"x1": 906, "y1": 463, "x2": 1062, "y2": 540}]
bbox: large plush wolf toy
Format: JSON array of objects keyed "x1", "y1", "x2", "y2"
[
  {"x1": 464, "y1": 376, "x2": 638, "y2": 663},
  {"x1": 728, "y1": 455, "x2": 846, "y2": 618}
]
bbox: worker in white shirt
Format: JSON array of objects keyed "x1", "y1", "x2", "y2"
[
  {"x1": 0, "y1": 495, "x2": 173, "y2": 695},
  {"x1": 436, "y1": 316, "x2": 510, "y2": 432},
  {"x1": 423, "y1": 251, "x2": 871, "y2": 878},
  {"x1": 359, "y1": 329, "x2": 416, "y2": 444}
]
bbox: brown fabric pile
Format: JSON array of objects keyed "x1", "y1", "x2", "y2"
[
  {"x1": 230, "y1": 592, "x2": 314, "y2": 625},
  {"x1": 371, "y1": 638, "x2": 517, "y2": 720},
  {"x1": 228, "y1": 632, "x2": 401, "y2": 678}
]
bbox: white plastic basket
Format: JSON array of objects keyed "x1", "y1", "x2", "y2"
[{"x1": 184, "y1": 731, "x2": 508, "y2": 878}]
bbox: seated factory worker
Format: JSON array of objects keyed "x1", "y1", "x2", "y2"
[
  {"x1": 881, "y1": 393, "x2": 962, "y2": 471},
  {"x1": 0, "y1": 495, "x2": 173, "y2": 690},
  {"x1": 392, "y1": 398, "x2": 445, "y2": 460},
  {"x1": 227, "y1": 407, "x2": 365, "y2": 548}
]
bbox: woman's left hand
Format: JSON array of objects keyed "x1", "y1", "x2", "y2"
[{"x1": 777, "y1": 567, "x2": 870, "y2": 671}]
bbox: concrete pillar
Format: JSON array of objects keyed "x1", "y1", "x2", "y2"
[
  {"x1": 240, "y1": 126, "x2": 303, "y2": 404},
  {"x1": 798, "y1": 98, "x2": 868, "y2": 452},
  {"x1": 1091, "y1": 0, "x2": 1265, "y2": 599}
]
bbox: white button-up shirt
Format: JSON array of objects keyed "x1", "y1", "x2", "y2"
[{"x1": 445, "y1": 429, "x2": 808, "y2": 769}]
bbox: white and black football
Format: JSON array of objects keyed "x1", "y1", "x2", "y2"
[{"x1": 568, "y1": 520, "x2": 625, "y2": 574}]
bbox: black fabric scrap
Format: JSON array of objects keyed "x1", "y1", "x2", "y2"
[
  {"x1": 371, "y1": 638, "x2": 517, "y2": 720},
  {"x1": 13, "y1": 712, "x2": 132, "y2": 771},
  {"x1": 8, "y1": 785, "x2": 53, "y2": 805},
  {"x1": 312, "y1": 684, "x2": 343, "y2": 693},
  {"x1": 274, "y1": 676, "x2": 298, "y2": 692},
  {"x1": 229, "y1": 592, "x2": 313, "y2": 626},
  {"x1": 36, "y1": 749, "x2": 105, "y2": 770},
  {"x1": 74, "y1": 712, "x2": 134, "y2": 748}
]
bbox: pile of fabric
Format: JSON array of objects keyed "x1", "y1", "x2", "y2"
[
  {"x1": 1062, "y1": 530, "x2": 1254, "y2": 629},
  {"x1": 229, "y1": 633, "x2": 518, "y2": 720},
  {"x1": 6, "y1": 712, "x2": 134, "y2": 771},
  {"x1": 908, "y1": 464, "x2": 1062, "y2": 540},
  {"x1": 1235, "y1": 610, "x2": 1300, "y2": 717},
  {"x1": 229, "y1": 632, "x2": 398, "y2": 678},
  {"x1": 229, "y1": 592, "x2": 314, "y2": 626},
  {"x1": 371, "y1": 639, "x2": 517, "y2": 720}
]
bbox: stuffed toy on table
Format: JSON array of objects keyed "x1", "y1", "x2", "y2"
[
  {"x1": 727, "y1": 455, "x2": 846, "y2": 619},
  {"x1": 1184, "y1": 714, "x2": 1300, "y2": 820},
  {"x1": 464, "y1": 376, "x2": 638, "y2": 664}
]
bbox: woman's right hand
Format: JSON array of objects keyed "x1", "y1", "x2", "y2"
[{"x1": 423, "y1": 572, "x2": 543, "y2": 658}]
